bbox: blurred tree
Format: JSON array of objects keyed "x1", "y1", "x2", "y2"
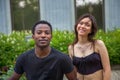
[
  {"x1": 76, "y1": 0, "x2": 103, "y2": 29},
  {"x1": 11, "y1": 0, "x2": 39, "y2": 31}
]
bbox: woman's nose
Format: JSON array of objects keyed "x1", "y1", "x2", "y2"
[{"x1": 80, "y1": 24, "x2": 85, "y2": 28}]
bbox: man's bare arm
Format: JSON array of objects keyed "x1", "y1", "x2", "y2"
[
  {"x1": 65, "y1": 67, "x2": 77, "y2": 80},
  {"x1": 8, "y1": 72, "x2": 22, "y2": 80}
]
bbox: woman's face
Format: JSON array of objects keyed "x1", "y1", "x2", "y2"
[{"x1": 76, "y1": 17, "x2": 92, "y2": 37}]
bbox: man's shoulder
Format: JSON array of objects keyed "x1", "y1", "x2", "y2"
[
  {"x1": 52, "y1": 48, "x2": 67, "y2": 55},
  {"x1": 18, "y1": 48, "x2": 34, "y2": 58},
  {"x1": 51, "y1": 48, "x2": 69, "y2": 59}
]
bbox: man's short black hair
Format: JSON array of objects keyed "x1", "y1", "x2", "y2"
[{"x1": 32, "y1": 20, "x2": 52, "y2": 34}]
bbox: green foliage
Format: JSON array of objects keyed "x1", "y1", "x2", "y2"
[
  {"x1": 0, "y1": 31, "x2": 34, "y2": 68},
  {"x1": 0, "y1": 29, "x2": 120, "y2": 79},
  {"x1": 51, "y1": 30, "x2": 74, "y2": 53},
  {"x1": 96, "y1": 29, "x2": 120, "y2": 64},
  {"x1": 0, "y1": 29, "x2": 120, "y2": 67},
  {"x1": 0, "y1": 65, "x2": 26, "y2": 80}
]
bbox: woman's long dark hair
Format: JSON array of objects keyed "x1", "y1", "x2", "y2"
[{"x1": 72, "y1": 13, "x2": 98, "y2": 45}]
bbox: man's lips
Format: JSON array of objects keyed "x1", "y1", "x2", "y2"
[{"x1": 39, "y1": 40, "x2": 48, "y2": 43}]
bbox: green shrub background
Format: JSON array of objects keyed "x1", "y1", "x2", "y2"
[
  {"x1": 0, "y1": 29, "x2": 120, "y2": 67},
  {"x1": 0, "y1": 29, "x2": 120, "y2": 79}
]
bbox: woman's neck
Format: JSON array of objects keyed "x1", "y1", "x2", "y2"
[{"x1": 78, "y1": 36, "x2": 89, "y2": 45}]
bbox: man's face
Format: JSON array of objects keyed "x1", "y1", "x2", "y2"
[{"x1": 32, "y1": 24, "x2": 52, "y2": 48}]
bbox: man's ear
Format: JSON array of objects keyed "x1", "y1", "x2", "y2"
[
  {"x1": 51, "y1": 35, "x2": 52, "y2": 38},
  {"x1": 32, "y1": 35, "x2": 34, "y2": 39}
]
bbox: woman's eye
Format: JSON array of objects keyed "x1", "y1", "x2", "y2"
[
  {"x1": 86, "y1": 24, "x2": 91, "y2": 27},
  {"x1": 84, "y1": 22, "x2": 91, "y2": 27},
  {"x1": 79, "y1": 22, "x2": 83, "y2": 25},
  {"x1": 86, "y1": 24, "x2": 90, "y2": 27}
]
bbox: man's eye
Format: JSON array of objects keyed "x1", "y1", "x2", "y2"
[
  {"x1": 45, "y1": 31, "x2": 50, "y2": 34},
  {"x1": 37, "y1": 31, "x2": 42, "y2": 34}
]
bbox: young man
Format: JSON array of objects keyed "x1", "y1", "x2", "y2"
[{"x1": 8, "y1": 20, "x2": 77, "y2": 80}]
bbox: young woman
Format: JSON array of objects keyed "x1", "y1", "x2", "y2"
[{"x1": 68, "y1": 13, "x2": 111, "y2": 80}]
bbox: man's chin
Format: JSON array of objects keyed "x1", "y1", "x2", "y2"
[{"x1": 38, "y1": 45, "x2": 49, "y2": 49}]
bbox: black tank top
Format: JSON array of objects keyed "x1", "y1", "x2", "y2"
[{"x1": 72, "y1": 44, "x2": 103, "y2": 75}]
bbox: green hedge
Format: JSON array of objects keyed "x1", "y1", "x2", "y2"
[
  {"x1": 0, "y1": 29, "x2": 120, "y2": 68},
  {"x1": 0, "y1": 31, "x2": 34, "y2": 68},
  {"x1": 96, "y1": 29, "x2": 120, "y2": 65}
]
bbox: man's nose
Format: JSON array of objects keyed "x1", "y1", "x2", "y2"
[{"x1": 41, "y1": 32, "x2": 46, "y2": 37}]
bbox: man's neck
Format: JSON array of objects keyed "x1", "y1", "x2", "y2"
[{"x1": 35, "y1": 46, "x2": 51, "y2": 58}]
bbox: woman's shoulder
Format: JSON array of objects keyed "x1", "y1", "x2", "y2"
[
  {"x1": 68, "y1": 44, "x2": 73, "y2": 50},
  {"x1": 94, "y1": 39, "x2": 106, "y2": 52},
  {"x1": 95, "y1": 39, "x2": 105, "y2": 46}
]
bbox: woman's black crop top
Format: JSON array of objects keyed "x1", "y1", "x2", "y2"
[{"x1": 73, "y1": 52, "x2": 103, "y2": 75}]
